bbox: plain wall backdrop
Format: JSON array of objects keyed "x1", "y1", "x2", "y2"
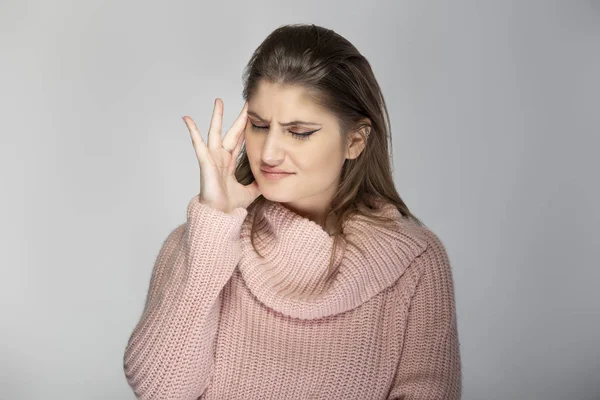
[{"x1": 1, "y1": 0, "x2": 599, "y2": 399}]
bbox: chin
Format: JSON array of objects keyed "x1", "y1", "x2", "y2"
[
  {"x1": 257, "y1": 184, "x2": 295, "y2": 203},
  {"x1": 259, "y1": 189, "x2": 290, "y2": 203}
]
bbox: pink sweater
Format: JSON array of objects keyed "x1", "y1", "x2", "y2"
[{"x1": 123, "y1": 195, "x2": 462, "y2": 399}]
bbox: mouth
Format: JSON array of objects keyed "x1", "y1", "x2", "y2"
[
  {"x1": 261, "y1": 169, "x2": 293, "y2": 174},
  {"x1": 260, "y1": 169, "x2": 295, "y2": 180}
]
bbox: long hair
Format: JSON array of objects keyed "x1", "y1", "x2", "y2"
[{"x1": 234, "y1": 23, "x2": 424, "y2": 272}]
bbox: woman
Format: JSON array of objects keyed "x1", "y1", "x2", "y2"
[{"x1": 123, "y1": 23, "x2": 462, "y2": 399}]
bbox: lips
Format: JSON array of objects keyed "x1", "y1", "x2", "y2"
[{"x1": 261, "y1": 168, "x2": 293, "y2": 174}]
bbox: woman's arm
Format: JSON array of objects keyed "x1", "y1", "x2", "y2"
[
  {"x1": 123, "y1": 194, "x2": 248, "y2": 400},
  {"x1": 387, "y1": 231, "x2": 462, "y2": 400}
]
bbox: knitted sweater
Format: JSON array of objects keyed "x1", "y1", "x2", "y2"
[{"x1": 123, "y1": 195, "x2": 462, "y2": 399}]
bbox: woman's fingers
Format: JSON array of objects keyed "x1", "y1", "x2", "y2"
[
  {"x1": 183, "y1": 116, "x2": 211, "y2": 166},
  {"x1": 207, "y1": 98, "x2": 224, "y2": 150},
  {"x1": 228, "y1": 129, "x2": 245, "y2": 174},
  {"x1": 186, "y1": 99, "x2": 247, "y2": 175},
  {"x1": 222, "y1": 101, "x2": 248, "y2": 152}
]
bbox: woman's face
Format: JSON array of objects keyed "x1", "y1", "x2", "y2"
[{"x1": 244, "y1": 79, "x2": 365, "y2": 221}]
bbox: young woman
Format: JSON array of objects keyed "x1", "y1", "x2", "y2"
[{"x1": 123, "y1": 24, "x2": 462, "y2": 399}]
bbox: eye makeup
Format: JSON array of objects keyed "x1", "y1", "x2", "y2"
[{"x1": 249, "y1": 122, "x2": 320, "y2": 140}]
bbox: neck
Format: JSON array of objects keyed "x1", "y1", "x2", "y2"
[{"x1": 278, "y1": 183, "x2": 339, "y2": 231}]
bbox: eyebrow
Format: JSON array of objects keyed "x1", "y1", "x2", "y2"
[{"x1": 247, "y1": 111, "x2": 321, "y2": 127}]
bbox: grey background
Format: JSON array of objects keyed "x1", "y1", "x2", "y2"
[{"x1": 1, "y1": 0, "x2": 598, "y2": 399}]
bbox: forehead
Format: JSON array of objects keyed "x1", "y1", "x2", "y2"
[{"x1": 248, "y1": 80, "x2": 331, "y2": 121}]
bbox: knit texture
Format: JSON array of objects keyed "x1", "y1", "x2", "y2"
[{"x1": 123, "y1": 195, "x2": 462, "y2": 399}]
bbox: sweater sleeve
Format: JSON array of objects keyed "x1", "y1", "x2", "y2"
[
  {"x1": 387, "y1": 231, "x2": 462, "y2": 400},
  {"x1": 123, "y1": 194, "x2": 248, "y2": 400}
]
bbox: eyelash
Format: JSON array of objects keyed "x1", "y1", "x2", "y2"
[{"x1": 249, "y1": 122, "x2": 315, "y2": 140}]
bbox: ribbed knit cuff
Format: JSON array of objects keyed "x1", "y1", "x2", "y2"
[{"x1": 186, "y1": 194, "x2": 248, "y2": 241}]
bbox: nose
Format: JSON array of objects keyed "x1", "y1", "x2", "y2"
[{"x1": 260, "y1": 130, "x2": 286, "y2": 163}]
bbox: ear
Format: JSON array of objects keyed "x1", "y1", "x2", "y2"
[{"x1": 345, "y1": 119, "x2": 371, "y2": 160}]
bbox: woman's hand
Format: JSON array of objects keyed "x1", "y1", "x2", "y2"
[{"x1": 183, "y1": 98, "x2": 261, "y2": 213}]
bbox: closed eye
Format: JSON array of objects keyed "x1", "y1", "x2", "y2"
[{"x1": 249, "y1": 122, "x2": 319, "y2": 140}]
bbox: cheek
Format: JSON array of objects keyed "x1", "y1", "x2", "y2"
[
  {"x1": 243, "y1": 130, "x2": 259, "y2": 158},
  {"x1": 293, "y1": 145, "x2": 343, "y2": 172}
]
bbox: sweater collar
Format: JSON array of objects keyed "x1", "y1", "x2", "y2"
[{"x1": 237, "y1": 198, "x2": 429, "y2": 320}]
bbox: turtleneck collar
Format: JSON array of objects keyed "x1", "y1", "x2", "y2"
[{"x1": 237, "y1": 198, "x2": 429, "y2": 320}]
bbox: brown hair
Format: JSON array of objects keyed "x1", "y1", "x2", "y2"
[{"x1": 234, "y1": 23, "x2": 424, "y2": 272}]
